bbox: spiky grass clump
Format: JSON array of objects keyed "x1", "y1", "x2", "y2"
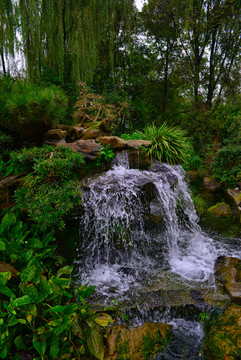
[{"x1": 139, "y1": 123, "x2": 192, "y2": 164}]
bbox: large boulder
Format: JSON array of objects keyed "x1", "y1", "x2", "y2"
[
  {"x1": 203, "y1": 177, "x2": 222, "y2": 192},
  {"x1": 205, "y1": 304, "x2": 241, "y2": 360},
  {"x1": 64, "y1": 139, "x2": 100, "y2": 160},
  {"x1": 105, "y1": 322, "x2": 172, "y2": 360},
  {"x1": 44, "y1": 129, "x2": 67, "y2": 144},
  {"x1": 215, "y1": 256, "x2": 241, "y2": 304},
  {"x1": 126, "y1": 140, "x2": 152, "y2": 149},
  {"x1": 101, "y1": 136, "x2": 127, "y2": 150},
  {"x1": 81, "y1": 128, "x2": 99, "y2": 140},
  {"x1": 227, "y1": 189, "x2": 241, "y2": 222},
  {"x1": 207, "y1": 202, "x2": 232, "y2": 218}
]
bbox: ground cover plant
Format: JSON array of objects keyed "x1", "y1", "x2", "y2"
[{"x1": 0, "y1": 209, "x2": 114, "y2": 360}]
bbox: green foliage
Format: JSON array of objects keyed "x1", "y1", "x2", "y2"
[
  {"x1": 0, "y1": 76, "x2": 68, "y2": 132},
  {"x1": 211, "y1": 144, "x2": 241, "y2": 187},
  {"x1": 138, "y1": 123, "x2": 192, "y2": 164},
  {"x1": 141, "y1": 330, "x2": 171, "y2": 360},
  {"x1": 96, "y1": 144, "x2": 115, "y2": 167},
  {"x1": 8, "y1": 145, "x2": 85, "y2": 229},
  {"x1": 121, "y1": 132, "x2": 143, "y2": 141},
  {"x1": 0, "y1": 209, "x2": 113, "y2": 360}
]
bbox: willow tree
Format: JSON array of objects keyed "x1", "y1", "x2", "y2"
[
  {"x1": 18, "y1": 0, "x2": 135, "y2": 85},
  {"x1": 0, "y1": 0, "x2": 16, "y2": 74}
]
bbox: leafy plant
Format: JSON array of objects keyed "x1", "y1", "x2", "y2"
[
  {"x1": 0, "y1": 209, "x2": 114, "y2": 360},
  {"x1": 138, "y1": 123, "x2": 192, "y2": 164},
  {"x1": 9, "y1": 145, "x2": 85, "y2": 229},
  {"x1": 96, "y1": 144, "x2": 115, "y2": 167},
  {"x1": 121, "y1": 132, "x2": 143, "y2": 141}
]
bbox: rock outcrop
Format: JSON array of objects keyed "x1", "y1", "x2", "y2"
[
  {"x1": 105, "y1": 322, "x2": 172, "y2": 360},
  {"x1": 203, "y1": 177, "x2": 222, "y2": 192},
  {"x1": 207, "y1": 202, "x2": 232, "y2": 218}
]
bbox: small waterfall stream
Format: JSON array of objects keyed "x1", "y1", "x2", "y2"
[{"x1": 74, "y1": 151, "x2": 241, "y2": 359}]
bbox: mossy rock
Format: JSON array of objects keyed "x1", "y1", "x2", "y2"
[
  {"x1": 105, "y1": 322, "x2": 172, "y2": 360},
  {"x1": 205, "y1": 304, "x2": 241, "y2": 360},
  {"x1": 207, "y1": 202, "x2": 232, "y2": 218}
]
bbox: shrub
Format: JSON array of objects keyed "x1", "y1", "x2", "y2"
[
  {"x1": 138, "y1": 123, "x2": 192, "y2": 164},
  {"x1": 0, "y1": 210, "x2": 113, "y2": 360},
  {"x1": 6, "y1": 145, "x2": 85, "y2": 229},
  {"x1": 211, "y1": 144, "x2": 241, "y2": 187},
  {"x1": 0, "y1": 76, "x2": 68, "y2": 140}
]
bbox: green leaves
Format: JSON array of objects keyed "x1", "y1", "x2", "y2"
[
  {"x1": 87, "y1": 326, "x2": 104, "y2": 360},
  {"x1": 139, "y1": 123, "x2": 192, "y2": 164}
]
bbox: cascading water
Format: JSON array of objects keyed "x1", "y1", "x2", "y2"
[
  {"x1": 76, "y1": 152, "x2": 240, "y2": 296},
  {"x1": 74, "y1": 151, "x2": 241, "y2": 359}
]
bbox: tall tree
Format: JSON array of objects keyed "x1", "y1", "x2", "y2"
[{"x1": 0, "y1": 0, "x2": 16, "y2": 74}]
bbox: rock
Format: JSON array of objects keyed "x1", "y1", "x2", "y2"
[
  {"x1": 105, "y1": 322, "x2": 172, "y2": 360},
  {"x1": 205, "y1": 304, "x2": 241, "y2": 360},
  {"x1": 64, "y1": 139, "x2": 100, "y2": 160},
  {"x1": 207, "y1": 202, "x2": 232, "y2": 218},
  {"x1": 225, "y1": 283, "x2": 241, "y2": 305},
  {"x1": 44, "y1": 129, "x2": 67, "y2": 142},
  {"x1": 187, "y1": 170, "x2": 201, "y2": 180},
  {"x1": 151, "y1": 162, "x2": 178, "y2": 187},
  {"x1": 126, "y1": 140, "x2": 152, "y2": 149},
  {"x1": 101, "y1": 136, "x2": 127, "y2": 150},
  {"x1": 73, "y1": 126, "x2": 85, "y2": 139},
  {"x1": 203, "y1": 177, "x2": 222, "y2": 192},
  {"x1": 128, "y1": 149, "x2": 150, "y2": 169},
  {"x1": 81, "y1": 128, "x2": 99, "y2": 140},
  {"x1": 215, "y1": 256, "x2": 240, "y2": 285},
  {"x1": 99, "y1": 119, "x2": 112, "y2": 134},
  {"x1": 0, "y1": 261, "x2": 18, "y2": 277},
  {"x1": 227, "y1": 189, "x2": 241, "y2": 222},
  {"x1": 0, "y1": 173, "x2": 25, "y2": 210},
  {"x1": 148, "y1": 213, "x2": 163, "y2": 224}
]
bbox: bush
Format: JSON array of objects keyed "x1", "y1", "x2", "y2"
[
  {"x1": 0, "y1": 210, "x2": 113, "y2": 360},
  {"x1": 6, "y1": 145, "x2": 85, "y2": 229},
  {"x1": 138, "y1": 123, "x2": 192, "y2": 164},
  {"x1": 0, "y1": 76, "x2": 68, "y2": 141},
  {"x1": 211, "y1": 144, "x2": 241, "y2": 187}
]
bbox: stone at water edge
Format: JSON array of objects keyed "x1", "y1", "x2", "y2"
[
  {"x1": 203, "y1": 177, "x2": 222, "y2": 192},
  {"x1": 227, "y1": 189, "x2": 241, "y2": 222},
  {"x1": 207, "y1": 202, "x2": 232, "y2": 218},
  {"x1": 126, "y1": 140, "x2": 152, "y2": 149},
  {"x1": 81, "y1": 128, "x2": 99, "y2": 140},
  {"x1": 225, "y1": 283, "x2": 241, "y2": 305},
  {"x1": 105, "y1": 322, "x2": 172, "y2": 360},
  {"x1": 44, "y1": 129, "x2": 67, "y2": 142},
  {"x1": 101, "y1": 136, "x2": 127, "y2": 150},
  {"x1": 64, "y1": 139, "x2": 101, "y2": 159},
  {"x1": 205, "y1": 304, "x2": 241, "y2": 360}
]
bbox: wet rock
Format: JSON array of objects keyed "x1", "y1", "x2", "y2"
[
  {"x1": 101, "y1": 136, "x2": 127, "y2": 150},
  {"x1": 207, "y1": 202, "x2": 232, "y2": 218},
  {"x1": 128, "y1": 149, "x2": 150, "y2": 169},
  {"x1": 105, "y1": 322, "x2": 172, "y2": 360},
  {"x1": 215, "y1": 256, "x2": 240, "y2": 285},
  {"x1": 99, "y1": 119, "x2": 112, "y2": 134},
  {"x1": 227, "y1": 189, "x2": 241, "y2": 222},
  {"x1": 148, "y1": 213, "x2": 163, "y2": 224},
  {"x1": 44, "y1": 129, "x2": 67, "y2": 142},
  {"x1": 0, "y1": 173, "x2": 25, "y2": 210},
  {"x1": 151, "y1": 162, "x2": 178, "y2": 187},
  {"x1": 81, "y1": 128, "x2": 99, "y2": 140},
  {"x1": 0, "y1": 261, "x2": 18, "y2": 277},
  {"x1": 73, "y1": 126, "x2": 85, "y2": 139},
  {"x1": 64, "y1": 139, "x2": 100, "y2": 160},
  {"x1": 225, "y1": 283, "x2": 241, "y2": 305},
  {"x1": 203, "y1": 177, "x2": 222, "y2": 192},
  {"x1": 205, "y1": 304, "x2": 241, "y2": 360},
  {"x1": 126, "y1": 140, "x2": 152, "y2": 149}
]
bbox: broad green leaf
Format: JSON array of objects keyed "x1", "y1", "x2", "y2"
[
  {"x1": 0, "y1": 273, "x2": 11, "y2": 286},
  {"x1": 47, "y1": 319, "x2": 62, "y2": 327},
  {"x1": 21, "y1": 265, "x2": 37, "y2": 283},
  {"x1": 18, "y1": 318, "x2": 26, "y2": 324},
  {"x1": 14, "y1": 335, "x2": 25, "y2": 350},
  {"x1": 87, "y1": 326, "x2": 104, "y2": 360},
  {"x1": 7, "y1": 314, "x2": 18, "y2": 326},
  {"x1": 48, "y1": 305, "x2": 66, "y2": 313},
  {"x1": 0, "y1": 240, "x2": 6, "y2": 251},
  {"x1": 57, "y1": 265, "x2": 74, "y2": 277},
  {"x1": 33, "y1": 335, "x2": 47, "y2": 357},
  {"x1": 0, "y1": 212, "x2": 16, "y2": 235},
  {"x1": 13, "y1": 295, "x2": 33, "y2": 308},
  {"x1": 49, "y1": 335, "x2": 59, "y2": 357},
  {"x1": 94, "y1": 313, "x2": 113, "y2": 327},
  {"x1": 53, "y1": 277, "x2": 71, "y2": 288},
  {"x1": 38, "y1": 275, "x2": 53, "y2": 303},
  {"x1": 0, "y1": 346, "x2": 7, "y2": 359},
  {"x1": 26, "y1": 284, "x2": 38, "y2": 302},
  {"x1": 28, "y1": 238, "x2": 44, "y2": 249},
  {"x1": 0, "y1": 285, "x2": 16, "y2": 299}
]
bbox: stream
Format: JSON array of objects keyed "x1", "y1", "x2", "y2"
[{"x1": 74, "y1": 152, "x2": 241, "y2": 359}]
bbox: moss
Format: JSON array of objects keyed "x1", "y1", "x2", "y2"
[{"x1": 141, "y1": 330, "x2": 171, "y2": 360}]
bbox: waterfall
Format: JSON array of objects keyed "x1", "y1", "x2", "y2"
[{"x1": 75, "y1": 153, "x2": 241, "y2": 298}]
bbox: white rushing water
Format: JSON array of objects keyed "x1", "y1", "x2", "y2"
[{"x1": 75, "y1": 152, "x2": 241, "y2": 298}]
